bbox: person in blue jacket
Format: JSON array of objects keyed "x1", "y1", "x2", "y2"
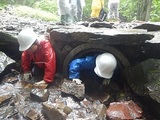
[{"x1": 69, "y1": 53, "x2": 117, "y2": 85}]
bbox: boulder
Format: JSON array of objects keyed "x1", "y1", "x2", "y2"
[
  {"x1": 106, "y1": 100, "x2": 142, "y2": 120},
  {"x1": 42, "y1": 102, "x2": 66, "y2": 120},
  {"x1": 61, "y1": 79, "x2": 85, "y2": 100},
  {"x1": 30, "y1": 88, "x2": 50, "y2": 102},
  {"x1": 125, "y1": 59, "x2": 160, "y2": 116}
]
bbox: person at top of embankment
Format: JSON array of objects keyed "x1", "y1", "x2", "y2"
[
  {"x1": 108, "y1": 0, "x2": 120, "y2": 22},
  {"x1": 91, "y1": 0, "x2": 104, "y2": 18}
]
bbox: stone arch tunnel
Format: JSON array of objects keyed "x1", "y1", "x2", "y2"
[
  {"x1": 49, "y1": 25, "x2": 153, "y2": 79},
  {"x1": 47, "y1": 25, "x2": 156, "y2": 95},
  {"x1": 0, "y1": 24, "x2": 154, "y2": 89}
]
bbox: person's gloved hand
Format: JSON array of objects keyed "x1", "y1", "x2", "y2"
[
  {"x1": 33, "y1": 80, "x2": 48, "y2": 89},
  {"x1": 34, "y1": 80, "x2": 46, "y2": 84},
  {"x1": 102, "y1": 78, "x2": 110, "y2": 85},
  {"x1": 72, "y1": 79, "x2": 82, "y2": 84},
  {"x1": 23, "y1": 72, "x2": 32, "y2": 81}
]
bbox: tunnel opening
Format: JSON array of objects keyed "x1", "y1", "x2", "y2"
[{"x1": 62, "y1": 43, "x2": 130, "y2": 100}]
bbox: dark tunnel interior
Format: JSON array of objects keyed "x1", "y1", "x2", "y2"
[{"x1": 67, "y1": 51, "x2": 126, "y2": 97}]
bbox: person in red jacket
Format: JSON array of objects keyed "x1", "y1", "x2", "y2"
[{"x1": 17, "y1": 28, "x2": 56, "y2": 87}]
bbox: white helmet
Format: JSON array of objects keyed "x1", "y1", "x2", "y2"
[
  {"x1": 18, "y1": 28, "x2": 37, "y2": 51},
  {"x1": 94, "y1": 53, "x2": 117, "y2": 79}
]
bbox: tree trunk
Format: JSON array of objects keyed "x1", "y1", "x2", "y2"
[{"x1": 136, "y1": 0, "x2": 152, "y2": 21}]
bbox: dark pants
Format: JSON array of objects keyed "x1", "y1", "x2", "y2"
[
  {"x1": 77, "y1": 0, "x2": 83, "y2": 21},
  {"x1": 31, "y1": 65, "x2": 44, "y2": 80},
  {"x1": 79, "y1": 69, "x2": 103, "y2": 94}
]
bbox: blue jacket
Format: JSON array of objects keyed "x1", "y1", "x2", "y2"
[{"x1": 69, "y1": 55, "x2": 98, "y2": 79}]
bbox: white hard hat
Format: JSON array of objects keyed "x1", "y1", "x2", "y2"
[
  {"x1": 94, "y1": 53, "x2": 117, "y2": 79},
  {"x1": 18, "y1": 28, "x2": 37, "y2": 51}
]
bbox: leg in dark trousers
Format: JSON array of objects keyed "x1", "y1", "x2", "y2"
[{"x1": 31, "y1": 65, "x2": 44, "y2": 81}]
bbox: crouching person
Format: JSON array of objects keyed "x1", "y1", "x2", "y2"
[
  {"x1": 69, "y1": 53, "x2": 117, "y2": 86},
  {"x1": 17, "y1": 28, "x2": 56, "y2": 88}
]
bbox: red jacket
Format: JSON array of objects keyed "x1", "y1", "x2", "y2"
[{"x1": 21, "y1": 40, "x2": 56, "y2": 83}]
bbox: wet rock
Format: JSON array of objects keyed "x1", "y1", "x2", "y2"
[
  {"x1": 16, "y1": 81, "x2": 33, "y2": 89},
  {"x1": 56, "y1": 103, "x2": 72, "y2": 115},
  {"x1": 146, "y1": 31, "x2": 160, "y2": 43},
  {"x1": 89, "y1": 22, "x2": 113, "y2": 28},
  {"x1": 106, "y1": 100, "x2": 142, "y2": 120},
  {"x1": 133, "y1": 22, "x2": 160, "y2": 31},
  {"x1": 63, "y1": 105, "x2": 72, "y2": 115},
  {"x1": 26, "y1": 109, "x2": 39, "y2": 120},
  {"x1": 115, "y1": 22, "x2": 140, "y2": 29},
  {"x1": 50, "y1": 25, "x2": 153, "y2": 45},
  {"x1": 96, "y1": 104, "x2": 107, "y2": 119},
  {"x1": 42, "y1": 102, "x2": 66, "y2": 120},
  {"x1": 64, "y1": 97, "x2": 98, "y2": 119},
  {"x1": 30, "y1": 88, "x2": 50, "y2": 102},
  {"x1": 0, "y1": 92, "x2": 12, "y2": 106},
  {"x1": 125, "y1": 59, "x2": 160, "y2": 116},
  {"x1": 100, "y1": 94, "x2": 113, "y2": 106},
  {"x1": 33, "y1": 82, "x2": 48, "y2": 89},
  {"x1": 61, "y1": 79, "x2": 85, "y2": 99},
  {"x1": 0, "y1": 106, "x2": 18, "y2": 119},
  {"x1": 5, "y1": 25, "x2": 16, "y2": 31},
  {"x1": 0, "y1": 6, "x2": 51, "y2": 37},
  {"x1": 80, "y1": 98, "x2": 93, "y2": 109},
  {"x1": 3, "y1": 77, "x2": 18, "y2": 84},
  {"x1": 126, "y1": 59, "x2": 160, "y2": 101},
  {"x1": 64, "y1": 97, "x2": 81, "y2": 109}
]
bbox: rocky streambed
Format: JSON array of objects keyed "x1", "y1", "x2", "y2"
[
  {"x1": 0, "y1": 73, "x2": 155, "y2": 120},
  {"x1": 0, "y1": 51, "x2": 151, "y2": 119}
]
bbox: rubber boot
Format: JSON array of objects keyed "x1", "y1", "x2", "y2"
[
  {"x1": 66, "y1": 14, "x2": 73, "y2": 24},
  {"x1": 60, "y1": 15, "x2": 66, "y2": 24}
]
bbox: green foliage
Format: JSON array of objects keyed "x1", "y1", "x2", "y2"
[
  {"x1": 150, "y1": 0, "x2": 160, "y2": 22},
  {"x1": 119, "y1": 0, "x2": 160, "y2": 22},
  {"x1": 0, "y1": 0, "x2": 10, "y2": 4},
  {"x1": 0, "y1": 0, "x2": 9, "y2": 8},
  {"x1": 0, "y1": 0, "x2": 41, "y2": 7},
  {"x1": 0, "y1": 0, "x2": 59, "y2": 22},
  {"x1": 83, "y1": 0, "x2": 92, "y2": 20},
  {"x1": 34, "y1": 0, "x2": 58, "y2": 13},
  {"x1": 119, "y1": 0, "x2": 138, "y2": 21},
  {"x1": 15, "y1": 6, "x2": 59, "y2": 22}
]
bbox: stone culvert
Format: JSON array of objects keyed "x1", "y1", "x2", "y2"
[
  {"x1": 49, "y1": 25, "x2": 153, "y2": 76},
  {"x1": 48, "y1": 24, "x2": 154, "y2": 92}
]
